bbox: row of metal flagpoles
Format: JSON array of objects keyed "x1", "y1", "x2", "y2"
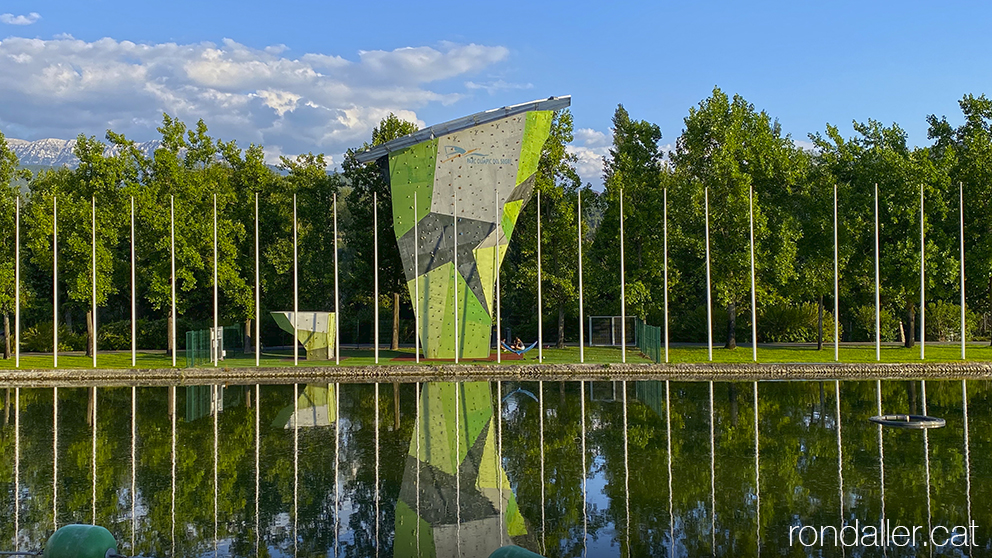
[{"x1": 5, "y1": 181, "x2": 968, "y2": 368}]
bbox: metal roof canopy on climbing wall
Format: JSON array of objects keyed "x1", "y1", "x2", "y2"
[{"x1": 353, "y1": 96, "x2": 572, "y2": 163}]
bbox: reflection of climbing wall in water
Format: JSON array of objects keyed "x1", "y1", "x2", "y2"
[
  {"x1": 385, "y1": 111, "x2": 554, "y2": 359},
  {"x1": 394, "y1": 382, "x2": 525, "y2": 557}
]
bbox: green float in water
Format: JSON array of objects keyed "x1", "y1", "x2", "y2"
[{"x1": 42, "y1": 525, "x2": 118, "y2": 558}]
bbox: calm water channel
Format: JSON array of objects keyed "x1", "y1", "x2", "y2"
[{"x1": 0, "y1": 379, "x2": 988, "y2": 558}]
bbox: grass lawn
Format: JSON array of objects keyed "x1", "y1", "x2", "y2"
[{"x1": 2, "y1": 342, "x2": 991, "y2": 370}]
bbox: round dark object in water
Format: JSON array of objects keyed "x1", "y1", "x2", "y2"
[{"x1": 869, "y1": 414, "x2": 945, "y2": 429}]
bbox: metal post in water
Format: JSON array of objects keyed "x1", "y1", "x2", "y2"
[
  {"x1": 578, "y1": 191, "x2": 585, "y2": 363},
  {"x1": 374, "y1": 191, "x2": 379, "y2": 364},
  {"x1": 705, "y1": 186, "x2": 713, "y2": 361},
  {"x1": 620, "y1": 189, "x2": 626, "y2": 363},
  {"x1": 537, "y1": 190, "x2": 543, "y2": 363}
]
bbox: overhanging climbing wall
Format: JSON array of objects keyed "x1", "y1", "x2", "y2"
[{"x1": 357, "y1": 97, "x2": 570, "y2": 359}]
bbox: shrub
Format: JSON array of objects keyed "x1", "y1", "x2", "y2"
[
  {"x1": 925, "y1": 301, "x2": 979, "y2": 342},
  {"x1": 759, "y1": 302, "x2": 840, "y2": 343},
  {"x1": 849, "y1": 305, "x2": 899, "y2": 342},
  {"x1": 22, "y1": 322, "x2": 86, "y2": 352}
]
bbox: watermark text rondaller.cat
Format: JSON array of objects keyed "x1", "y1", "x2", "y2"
[{"x1": 789, "y1": 520, "x2": 978, "y2": 548}]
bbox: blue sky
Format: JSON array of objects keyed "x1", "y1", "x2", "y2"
[{"x1": 1, "y1": 0, "x2": 990, "y2": 187}]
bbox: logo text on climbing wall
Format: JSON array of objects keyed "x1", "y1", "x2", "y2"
[{"x1": 441, "y1": 145, "x2": 511, "y2": 165}]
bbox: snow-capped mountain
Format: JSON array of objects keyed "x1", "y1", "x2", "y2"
[{"x1": 7, "y1": 137, "x2": 160, "y2": 167}]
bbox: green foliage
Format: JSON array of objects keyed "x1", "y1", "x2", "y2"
[
  {"x1": 758, "y1": 302, "x2": 841, "y2": 343},
  {"x1": 21, "y1": 322, "x2": 86, "y2": 352},
  {"x1": 925, "y1": 300, "x2": 979, "y2": 341},
  {"x1": 849, "y1": 304, "x2": 900, "y2": 342}
]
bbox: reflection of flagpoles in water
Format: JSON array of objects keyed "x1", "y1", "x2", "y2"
[
  {"x1": 170, "y1": 385, "x2": 176, "y2": 556},
  {"x1": 416, "y1": 382, "x2": 422, "y2": 556},
  {"x1": 14, "y1": 388, "x2": 19, "y2": 551},
  {"x1": 581, "y1": 380, "x2": 588, "y2": 557},
  {"x1": 375, "y1": 382, "x2": 381, "y2": 557},
  {"x1": 835, "y1": 381, "x2": 844, "y2": 558},
  {"x1": 922, "y1": 381, "x2": 932, "y2": 557},
  {"x1": 53, "y1": 387, "x2": 58, "y2": 529},
  {"x1": 334, "y1": 382, "x2": 340, "y2": 556},
  {"x1": 455, "y1": 382, "x2": 462, "y2": 557},
  {"x1": 214, "y1": 385, "x2": 220, "y2": 557},
  {"x1": 539, "y1": 381, "x2": 546, "y2": 554},
  {"x1": 754, "y1": 381, "x2": 760, "y2": 556},
  {"x1": 876, "y1": 380, "x2": 886, "y2": 556},
  {"x1": 665, "y1": 381, "x2": 673, "y2": 558},
  {"x1": 709, "y1": 381, "x2": 716, "y2": 554},
  {"x1": 255, "y1": 384, "x2": 260, "y2": 557},
  {"x1": 293, "y1": 384, "x2": 299, "y2": 558},
  {"x1": 623, "y1": 381, "x2": 631, "y2": 556},
  {"x1": 497, "y1": 381, "x2": 504, "y2": 546},
  {"x1": 92, "y1": 387, "x2": 97, "y2": 524},
  {"x1": 962, "y1": 380, "x2": 973, "y2": 557}
]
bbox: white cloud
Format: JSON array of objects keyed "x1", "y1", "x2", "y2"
[
  {"x1": 0, "y1": 12, "x2": 40, "y2": 25},
  {"x1": 0, "y1": 37, "x2": 509, "y2": 165},
  {"x1": 567, "y1": 127, "x2": 613, "y2": 190}
]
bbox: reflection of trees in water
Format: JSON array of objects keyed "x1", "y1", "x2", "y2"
[{"x1": 1, "y1": 380, "x2": 991, "y2": 557}]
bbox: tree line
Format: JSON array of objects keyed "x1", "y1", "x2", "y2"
[{"x1": 2, "y1": 86, "x2": 992, "y2": 358}]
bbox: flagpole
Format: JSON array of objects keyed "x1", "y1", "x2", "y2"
[
  {"x1": 293, "y1": 193, "x2": 298, "y2": 366},
  {"x1": 578, "y1": 191, "x2": 585, "y2": 363},
  {"x1": 92, "y1": 196, "x2": 97, "y2": 368},
  {"x1": 620, "y1": 188, "x2": 626, "y2": 363},
  {"x1": 875, "y1": 183, "x2": 880, "y2": 362},
  {"x1": 14, "y1": 196, "x2": 20, "y2": 368},
  {"x1": 255, "y1": 192, "x2": 260, "y2": 367},
  {"x1": 663, "y1": 187, "x2": 669, "y2": 363},
  {"x1": 213, "y1": 194, "x2": 218, "y2": 367},
  {"x1": 131, "y1": 196, "x2": 136, "y2": 367},
  {"x1": 170, "y1": 196, "x2": 175, "y2": 368},
  {"x1": 495, "y1": 187, "x2": 501, "y2": 364},
  {"x1": 749, "y1": 184, "x2": 757, "y2": 362},
  {"x1": 453, "y1": 191, "x2": 459, "y2": 364},
  {"x1": 920, "y1": 184, "x2": 925, "y2": 360},
  {"x1": 537, "y1": 189, "x2": 543, "y2": 363},
  {"x1": 705, "y1": 186, "x2": 713, "y2": 361},
  {"x1": 960, "y1": 182, "x2": 966, "y2": 360},
  {"x1": 414, "y1": 192, "x2": 420, "y2": 363},
  {"x1": 374, "y1": 191, "x2": 379, "y2": 364},
  {"x1": 334, "y1": 192, "x2": 340, "y2": 365},
  {"x1": 53, "y1": 196, "x2": 58, "y2": 369},
  {"x1": 834, "y1": 184, "x2": 839, "y2": 362}
]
